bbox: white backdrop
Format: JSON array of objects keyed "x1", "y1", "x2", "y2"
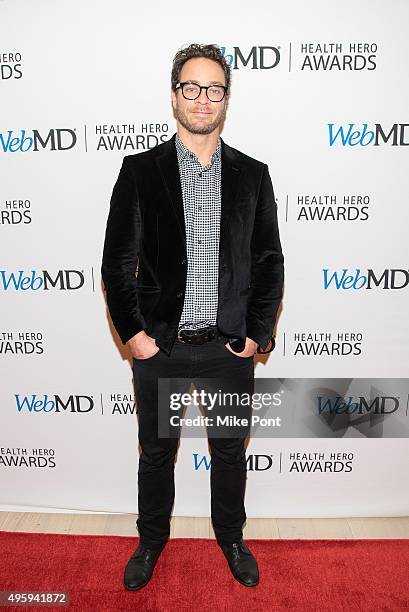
[{"x1": 1, "y1": 0, "x2": 409, "y2": 518}]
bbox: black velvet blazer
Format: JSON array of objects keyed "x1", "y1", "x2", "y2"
[{"x1": 101, "y1": 133, "x2": 284, "y2": 356}]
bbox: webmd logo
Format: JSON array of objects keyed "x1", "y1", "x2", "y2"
[
  {"x1": 317, "y1": 395, "x2": 399, "y2": 414},
  {"x1": 328, "y1": 123, "x2": 409, "y2": 146},
  {"x1": 323, "y1": 268, "x2": 409, "y2": 290},
  {"x1": 193, "y1": 453, "x2": 274, "y2": 471},
  {"x1": 0, "y1": 128, "x2": 77, "y2": 153},
  {"x1": 0, "y1": 270, "x2": 85, "y2": 291},
  {"x1": 220, "y1": 46, "x2": 280, "y2": 69},
  {"x1": 15, "y1": 394, "x2": 94, "y2": 413}
]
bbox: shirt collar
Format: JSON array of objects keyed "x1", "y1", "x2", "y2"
[{"x1": 175, "y1": 132, "x2": 221, "y2": 165}]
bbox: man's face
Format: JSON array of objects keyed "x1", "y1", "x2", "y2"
[{"x1": 171, "y1": 57, "x2": 228, "y2": 135}]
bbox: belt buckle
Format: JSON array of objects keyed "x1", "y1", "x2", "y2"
[
  {"x1": 177, "y1": 328, "x2": 187, "y2": 343},
  {"x1": 178, "y1": 328, "x2": 200, "y2": 344},
  {"x1": 178, "y1": 326, "x2": 213, "y2": 345}
]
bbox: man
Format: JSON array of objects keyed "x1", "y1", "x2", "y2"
[{"x1": 101, "y1": 43, "x2": 284, "y2": 590}]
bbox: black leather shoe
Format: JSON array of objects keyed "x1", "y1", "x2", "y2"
[
  {"x1": 219, "y1": 538, "x2": 259, "y2": 586},
  {"x1": 123, "y1": 542, "x2": 165, "y2": 591}
]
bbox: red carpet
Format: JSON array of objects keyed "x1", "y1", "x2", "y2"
[{"x1": 0, "y1": 531, "x2": 408, "y2": 611}]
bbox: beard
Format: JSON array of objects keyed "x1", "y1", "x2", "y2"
[{"x1": 174, "y1": 103, "x2": 226, "y2": 135}]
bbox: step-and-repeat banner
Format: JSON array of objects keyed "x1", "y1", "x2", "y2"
[{"x1": 1, "y1": 0, "x2": 409, "y2": 518}]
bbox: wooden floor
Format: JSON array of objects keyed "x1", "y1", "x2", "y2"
[{"x1": 1, "y1": 512, "x2": 409, "y2": 539}]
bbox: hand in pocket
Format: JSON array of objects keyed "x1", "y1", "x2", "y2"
[{"x1": 128, "y1": 330, "x2": 160, "y2": 360}]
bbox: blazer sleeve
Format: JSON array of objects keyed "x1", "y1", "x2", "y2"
[
  {"x1": 101, "y1": 156, "x2": 147, "y2": 345},
  {"x1": 246, "y1": 163, "x2": 284, "y2": 352}
]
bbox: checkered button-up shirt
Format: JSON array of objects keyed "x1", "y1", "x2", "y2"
[{"x1": 175, "y1": 132, "x2": 221, "y2": 330}]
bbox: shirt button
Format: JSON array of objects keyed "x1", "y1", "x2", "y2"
[
  {"x1": 198, "y1": 205, "x2": 202, "y2": 211},
  {"x1": 198, "y1": 239, "x2": 202, "y2": 244},
  {"x1": 177, "y1": 291, "x2": 183, "y2": 298},
  {"x1": 181, "y1": 258, "x2": 187, "y2": 265},
  {"x1": 198, "y1": 172, "x2": 202, "y2": 177}
]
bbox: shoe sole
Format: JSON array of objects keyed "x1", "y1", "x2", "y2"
[
  {"x1": 124, "y1": 576, "x2": 259, "y2": 590},
  {"x1": 235, "y1": 576, "x2": 259, "y2": 587},
  {"x1": 124, "y1": 579, "x2": 151, "y2": 592}
]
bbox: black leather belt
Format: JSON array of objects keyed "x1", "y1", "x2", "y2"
[{"x1": 177, "y1": 325, "x2": 220, "y2": 345}]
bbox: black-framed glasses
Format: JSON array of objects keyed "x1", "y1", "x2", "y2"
[{"x1": 175, "y1": 81, "x2": 228, "y2": 102}]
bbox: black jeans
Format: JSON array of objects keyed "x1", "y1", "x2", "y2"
[{"x1": 132, "y1": 330, "x2": 254, "y2": 550}]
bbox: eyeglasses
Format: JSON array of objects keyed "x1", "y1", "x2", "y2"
[{"x1": 175, "y1": 81, "x2": 228, "y2": 102}]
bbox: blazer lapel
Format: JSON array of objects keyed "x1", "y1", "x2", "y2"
[
  {"x1": 220, "y1": 138, "x2": 241, "y2": 246},
  {"x1": 155, "y1": 134, "x2": 186, "y2": 244}
]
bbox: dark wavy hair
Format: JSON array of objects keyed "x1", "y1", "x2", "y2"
[{"x1": 171, "y1": 43, "x2": 231, "y2": 94}]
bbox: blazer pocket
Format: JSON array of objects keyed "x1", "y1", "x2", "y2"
[
  {"x1": 136, "y1": 286, "x2": 161, "y2": 320},
  {"x1": 135, "y1": 285, "x2": 161, "y2": 292}
]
